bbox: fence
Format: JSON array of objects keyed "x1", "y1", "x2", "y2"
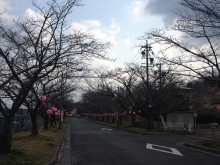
[{"x1": 0, "y1": 109, "x2": 44, "y2": 134}]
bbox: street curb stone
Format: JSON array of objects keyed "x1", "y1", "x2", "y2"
[{"x1": 183, "y1": 142, "x2": 220, "y2": 156}]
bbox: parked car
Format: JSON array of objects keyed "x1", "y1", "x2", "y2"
[{"x1": 68, "y1": 114, "x2": 74, "y2": 117}]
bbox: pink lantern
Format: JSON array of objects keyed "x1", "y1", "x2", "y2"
[
  {"x1": 133, "y1": 112, "x2": 136, "y2": 115},
  {"x1": 217, "y1": 105, "x2": 220, "y2": 112},
  {"x1": 55, "y1": 111, "x2": 59, "y2": 116},
  {"x1": 193, "y1": 113, "x2": 198, "y2": 118},
  {"x1": 58, "y1": 110, "x2": 61, "y2": 116},
  {"x1": 138, "y1": 110, "x2": 142, "y2": 114},
  {"x1": 47, "y1": 109, "x2": 52, "y2": 119},
  {"x1": 40, "y1": 95, "x2": 47, "y2": 107},
  {"x1": 148, "y1": 104, "x2": 152, "y2": 109},
  {"x1": 51, "y1": 107, "x2": 56, "y2": 112},
  {"x1": 129, "y1": 111, "x2": 132, "y2": 114}
]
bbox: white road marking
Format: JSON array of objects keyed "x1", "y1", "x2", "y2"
[
  {"x1": 146, "y1": 143, "x2": 183, "y2": 156},
  {"x1": 101, "y1": 128, "x2": 112, "y2": 131}
]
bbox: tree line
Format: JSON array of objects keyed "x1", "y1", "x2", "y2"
[
  {"x1": 0, "y1": 0, "x2": 110, "y2": 153},
  {"x1": 78, "y1": 0, "x2": 220, "y2": 131}
]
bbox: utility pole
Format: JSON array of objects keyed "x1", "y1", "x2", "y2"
[
  {"x1": 159, "y1": 63, "x2": 162, "y2": 90},
  {"x1": 141, "y1": 40, "x2": 152, "y2": 107},
  {"x1": 59, "y1": 72, "x2": 64, "y2": 130}
]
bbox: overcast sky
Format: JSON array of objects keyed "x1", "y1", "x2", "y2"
[{"x1": 0, "y1": 0, "x2": 183, "y2": 70}]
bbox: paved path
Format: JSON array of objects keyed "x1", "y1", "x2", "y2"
[{"x1": 63, "y1": 118, "x2": 220, "y2": 165}]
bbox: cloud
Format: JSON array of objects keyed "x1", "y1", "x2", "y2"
[
  {"x1": 122, "y1": 38, "x2": 131, "y2": 46},
  {"x1": 70, "y1": 19, "x2": 120, "y2": 44},
  {"x1": 145, "y1": 0, "x2": 181, "y2": 26},
  {"x1": 0, "y1": 0, "x2": 15, "y2": 21},
  {"x1": 24, "y1": 8, "x2": 44, "y2": 20},
  {"x1": 127, "y1": 0, "x2": 147, "y2": 21},
  {"x1": 89, "y1": 57, "x2": 124, "y2": 72},
  {"x1": 0, "y1": 0, "x2": 10, "y2": 11}
]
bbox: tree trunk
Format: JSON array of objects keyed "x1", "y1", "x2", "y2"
[
  {"x1": 0, "y1": 116, "x2": 13, "y2": 153},
  {"x1": 30, "y1": 113, "x2": 38, "y2": 137},
  {"x1": 147, "y1": 111, "x2": 154, "y2": 129},
  {"x1": 44, "y1": 116, "x2": 49, "y2": 130}
]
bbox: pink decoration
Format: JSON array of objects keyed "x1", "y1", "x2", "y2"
[
  {"x1": 129, "y1": 111, "x2": 132, "y2": 114},
  {"x1": 133, "y1": 112, "x2": 136, "y2": 115},
  {"x1": 40, "y1": 95, "x2": 47, "y2": 107},
  {"x1": 47, "y1": 109, "x2": 52, "y2": 119},
  {"x1": 217, "y1": 105, "x2": 220, "y2": 112},
  {"x1": 57, "y1": 110, "x2": 61, "y2": 116},
  {"x1": 55, "y1": 112, "x2": 59, "y2": 116},
  {"x1": 148, "y1": 104, "x2": 152, "y2": 108},
  {"x1": 138, "y1": 110, "x2": 141, "y2": 113},
  {"x1": 193, "y1": 113, "x2": 198, "y2": 118},
  {"x1": 51, "y1": 107, "x2": 56, "y2": 112}
]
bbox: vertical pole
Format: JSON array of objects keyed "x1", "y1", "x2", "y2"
[
  {"x1": 159, "y1": 63, "x2": 162, "y2": 90},
  {"x1": 195, "y1": 117, "x2": 196, "y2": 128},
  {"x1": 59, "y1": 72, "x2": 63, "y2": 130},
  {"x1": 146, "y1": 40, "x2": 149, "y2": 106}
]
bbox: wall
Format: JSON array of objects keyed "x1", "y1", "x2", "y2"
[{"x1": 166, "y1": 112, "x2": 195, "y2": 132}]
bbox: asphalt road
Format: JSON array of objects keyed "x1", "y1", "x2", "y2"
[{"x1": 70, "y1": 118, "x2": 220, "y2": 165}]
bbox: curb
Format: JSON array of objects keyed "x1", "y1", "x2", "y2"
[
  {"x1": 85, "y1": 118, "x2": 187, "y2": 136},
  {"x1": 59, "y1": 124, "x2": 71, "y2": 165},
  {"x1": 183, "y1": 142, "x2": 220, "y2": 156},
  {"x1": 45, "y1": 123, "x2": 68, "y2": 165}
]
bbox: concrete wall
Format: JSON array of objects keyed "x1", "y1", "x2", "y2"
[{"x1": 166, "y1": 112, "x2": 195, "y2": 132}]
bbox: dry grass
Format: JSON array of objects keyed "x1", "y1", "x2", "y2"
[{"x1": 0, "y1": 120, "x2": 68, "y2": 165}]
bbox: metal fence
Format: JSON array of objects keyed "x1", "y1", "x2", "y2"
[{"x1": 0, "y1": 109, "x2": 44, "y2": 134}]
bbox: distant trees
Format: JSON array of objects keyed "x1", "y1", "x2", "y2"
[
  {"x1": 0, "y1": 0, "x2": 110, "y2": 153},
  {"x1": 142, "y1": 0, "x2": 220, "y2": 87},
  {"x1": 82, "y1": 63, "x2": 189, "y2": 128}
]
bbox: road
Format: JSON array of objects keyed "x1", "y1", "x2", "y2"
[{"x1": 70, "y1": 118, "x2": 220, "y2": 165}]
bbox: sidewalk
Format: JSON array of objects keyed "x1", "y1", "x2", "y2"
[{"x1": 59, "y1": 124, "x2": 71, "y2": 165}]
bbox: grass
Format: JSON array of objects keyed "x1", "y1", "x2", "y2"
[
  {"x1": 194, "y1": 140, "x2": 220, "y2": 150},
  {"x1": 0, "y1": 119, "x2": 68, "y2": 165}
]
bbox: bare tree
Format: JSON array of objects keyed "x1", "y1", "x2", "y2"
[
  {"x1": 0, "y1": 0, "x2": 110, "y2": 153},
  {"x1": 142, "y1": 0, "x2": 220, "y2": 87}
]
